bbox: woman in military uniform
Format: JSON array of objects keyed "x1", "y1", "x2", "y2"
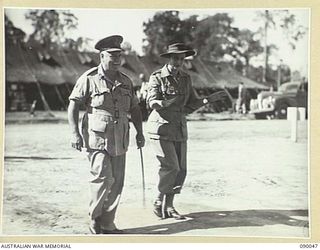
[{"x1": 146, "y1": 43, "x2": 226, "y2": 219}]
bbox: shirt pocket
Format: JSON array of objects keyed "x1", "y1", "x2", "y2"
[
  {"x1": 119, "y1": 88, "x2": 132, "y2": 110},
  {"x1": 165, "y1": 82, "x2": 179, "y2": 96},
  {"x1": 90, "y1": 86, "x2": 111, "y2": 108},
  {"x1": 89, "y1": 113, "x2": 111, "y2": 133},
  {"x1": 88, "y1": 113, "x2": 112, "y2": 150}
]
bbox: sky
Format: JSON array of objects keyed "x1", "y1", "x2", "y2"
[{"x1": 5, "y1": 8, "x2": 309, "y2": 77}]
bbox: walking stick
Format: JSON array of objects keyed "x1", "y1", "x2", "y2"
[{"x1": 139, "y1": 147, "x2": 146, "y2": 207}]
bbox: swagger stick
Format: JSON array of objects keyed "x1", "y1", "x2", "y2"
[{"x1": 139, "y1": 147, "x2": 146, "y2": 207}]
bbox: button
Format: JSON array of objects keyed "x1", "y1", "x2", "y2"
[{"x1": 114, "y1": 120, "x2": 118, "y2": 124}]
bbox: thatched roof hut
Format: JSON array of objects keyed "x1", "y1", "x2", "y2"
[{"x1": 5, "y1": 39, "x2": 268, "y2": 111}]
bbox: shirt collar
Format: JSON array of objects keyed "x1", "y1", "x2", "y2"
[
  {"x1": 160, "y1": 64, "x2": 181, "y2": 78},
  {"x1": 97, "y1": 64, "x2": 121, "y2": 81},
  {"x1": 98, "y1": 64, "x2": 105, "y2": 79}
]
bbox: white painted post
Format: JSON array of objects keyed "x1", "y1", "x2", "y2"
[
  {"x1": 287, "y1": 107, "x2": 298, "y2": 142},
  {"x1": 298, "y1": 107, "x2": 306, "y2": 121}
]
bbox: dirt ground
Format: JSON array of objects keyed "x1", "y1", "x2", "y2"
[{"x1": 2, "y1": 114, "x2": 308, "y2": 238}]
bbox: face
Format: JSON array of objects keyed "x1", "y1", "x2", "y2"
[
  {"x1": 100, "y1": 50, "x2": 122, "y2": 71},
  {"x1": 168, "y1": 53, "x2": 186, "y2": 70}
]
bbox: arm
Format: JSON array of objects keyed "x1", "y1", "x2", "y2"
[
  {"x1": 67, "y1": 73, "x2": 91, "y2": 151},
  {"x1": 67, "y1": 100, "x2": 83, "y2": 151},
  {"x1": 130, "y1": 105, "x2": 145, "y2": 148},
  {"x1": 147, "y1": 74, "x2": 180, "y2": 110},
  {"x1": 184, "y1": 77, "x2": 207, "y2": 114},
  {"x1": 149, "y1": 98, "x2": 180, "y2": 110}
]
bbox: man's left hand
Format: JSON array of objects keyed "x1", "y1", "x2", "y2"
[{"x1": 136, "y1": 133, "x2": 145, "y2": 149}]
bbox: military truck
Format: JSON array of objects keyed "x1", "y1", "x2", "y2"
[{"x1": 250, "y1": 81, "x2": 308, "y2": 119}]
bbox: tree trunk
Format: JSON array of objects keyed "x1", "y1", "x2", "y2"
[{"x1": 262, "y1": 10, "x2": 269, "y2": 83}]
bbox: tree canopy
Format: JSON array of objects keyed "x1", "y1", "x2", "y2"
[
  {"x1": 5, "y1": 14, "x2": 26, "y2": 45},
  {"x1": 142, "y1": 10, "x2": 307, "y2": 85},
  {"x1": 142, "y1": 11, "x2": 198, "y2": 56},
  {"x1": 143, "y1": 11, "x2": 264, "y2": 72},
  {"x1": 25, "y1": 9, "x2": 78, "y2": 47}
]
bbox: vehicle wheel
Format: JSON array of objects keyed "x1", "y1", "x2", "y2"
[
  {"x1": 275, "y1": 103, "x2": 289, "y2": 119},
  {"x1": 254, "y1": 113, "x2": 267, "y2": 119}
]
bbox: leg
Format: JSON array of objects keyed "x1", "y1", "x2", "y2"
[
  {"x1": 87, "y1": 151, "x2": 126, "y2": 233},
  {"x1": 87, "y1": 150, "x2": 115, "y2": 233},
  {"x1": 150, "y1": 139, "x2": 180, "y2": 194},
  {"x1": 150, "y1": 139, "x2": 186, "y2": 219},
  {"x1": 99, "y1": 154, "x2": 126, "y2": 231},
  {"x1": 165, "y1": 141, "x2": 187, "y2": 220},
  {"x1": 173, "y1": 141, "x2": 187, "y2": 194}
]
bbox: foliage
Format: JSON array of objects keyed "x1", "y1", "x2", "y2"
[
  {"x1": 25, "y1": 9, "x2": 78, "y2": 47},
  {"x1": 255, "y1": 10, "x2": 307, "y2": 82},
  {"x1": 142, "y1": 11, "x2": 198, "y2": 57},
  {"x1": 256, "y1": 10, "x2": 307, "y2": 50},
  {"x1": 191, "y1": 13, "x2": 238, "y2": 60},
  {"x1": 233, "y1": 29, "x2": 264, "y2": 67},
  {"x1": 5, "y1": 15, "x2": 26, "y2": 45},
  {"x1": 143, "y1": 11, "x2": 265, "y2": 69},
  {"x1": 279, "y1": 11, "x2": 307, "y2": 50},
  {"x1": 64, "y1": 37, "x2": 93, "y2": 51}
]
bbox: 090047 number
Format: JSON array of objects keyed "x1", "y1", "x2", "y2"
[{"x1": 300, "y1": 244, "x2": 318, "y2": 248}]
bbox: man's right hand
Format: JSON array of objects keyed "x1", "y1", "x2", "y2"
[
  {"x1": 71, "y1": 133, "x2": 83, "y2": 151},
  {"x1": 150, "y1": 96, "x2": 180, "y2": 110}
]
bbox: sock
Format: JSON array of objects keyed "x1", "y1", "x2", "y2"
[
  {"x1": 163, "y1": 193, "x2": 174, "y2": 209},
  {"x1": 154, "y1": 193, "x2": 164, "y2": 206}
]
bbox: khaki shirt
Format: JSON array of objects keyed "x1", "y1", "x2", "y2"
[
  {"x1": 146, "y1": 65, "x2": 203, "y2": 141},
  {"x1": 69, "y1": 64, "x2": 139, "y2": 156}
]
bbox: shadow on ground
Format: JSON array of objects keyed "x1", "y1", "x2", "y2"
[
  {"x1": 124, "y1": 209, "x2": 309, "y2": 235},
  {"x1": 5, "y1": 156, "x2": 72, "y2": 160}
]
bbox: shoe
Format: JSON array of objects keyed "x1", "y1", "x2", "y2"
[
  {"x1": 101, "y1": 228, "x2": 124, "y2": 234},
  {"x1": 89, "y1": 219, "x2": 101, "y2": 234},
  {"x1": 153, "y1": 203, "x2": 163, "y2": 218},
  {"x1": 153, "y1": 201, "x2": 168, "y2": 219},
  {"x1": 166, "y1": 208, "x2": 186, "y2": 220}
]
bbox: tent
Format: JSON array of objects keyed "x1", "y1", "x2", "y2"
[{"x1": 5, "y1": 40, "x2": 269, "y2": 112}]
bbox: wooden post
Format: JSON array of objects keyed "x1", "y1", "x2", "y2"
[
  {"x1": 35, "y1": 81, "x2": 52, "y2": 114},
  {"x1": 54, "y1": 85, "x2": 67, "y2": 110},
  {"x1": 17, "y1": 42, "x2": 54, "y2": 116}
]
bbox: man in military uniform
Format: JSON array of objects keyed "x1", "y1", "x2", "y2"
[
  {"x1": 68, "y1": 35, "x2": 145, "y2": 234},
  {"x1": 147, "y1": 43, "x2": 226, "y2": 220},
  {"x1": 236, "y1": 82, "x2": 251, "y2": 114}
]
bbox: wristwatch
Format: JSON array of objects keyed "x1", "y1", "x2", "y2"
[{"x1": 203, "y1": 98, "x2": 208, "y2": 104}]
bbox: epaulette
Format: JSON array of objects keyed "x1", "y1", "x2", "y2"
[
  {"x1": 151, "y1": 69, "x2": 161, "y2": 76},
  {"x1": 82, "y1": 67, "x2": 98, "y2": 76},
  {"x1": 119, "y1": 71, "x2": 131, "y2": 80},
  {"x1": 119, "y1": 71, "x2": 133, "y2": 89}
]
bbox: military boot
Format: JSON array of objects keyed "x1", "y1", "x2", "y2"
[
  {"x1": 164, "y1": 194, "x2": 186, "y2": 220},
  {"x1": 153, "y1": 193, "x2": 168, "y2": 219}
]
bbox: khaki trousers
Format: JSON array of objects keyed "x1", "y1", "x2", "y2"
[
  {"x1": 87, "y1": 150, "x2": 126, "y2": 230},
  {"x1": 150, "y1": 139, "x2": 187, "y2": 194}
]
